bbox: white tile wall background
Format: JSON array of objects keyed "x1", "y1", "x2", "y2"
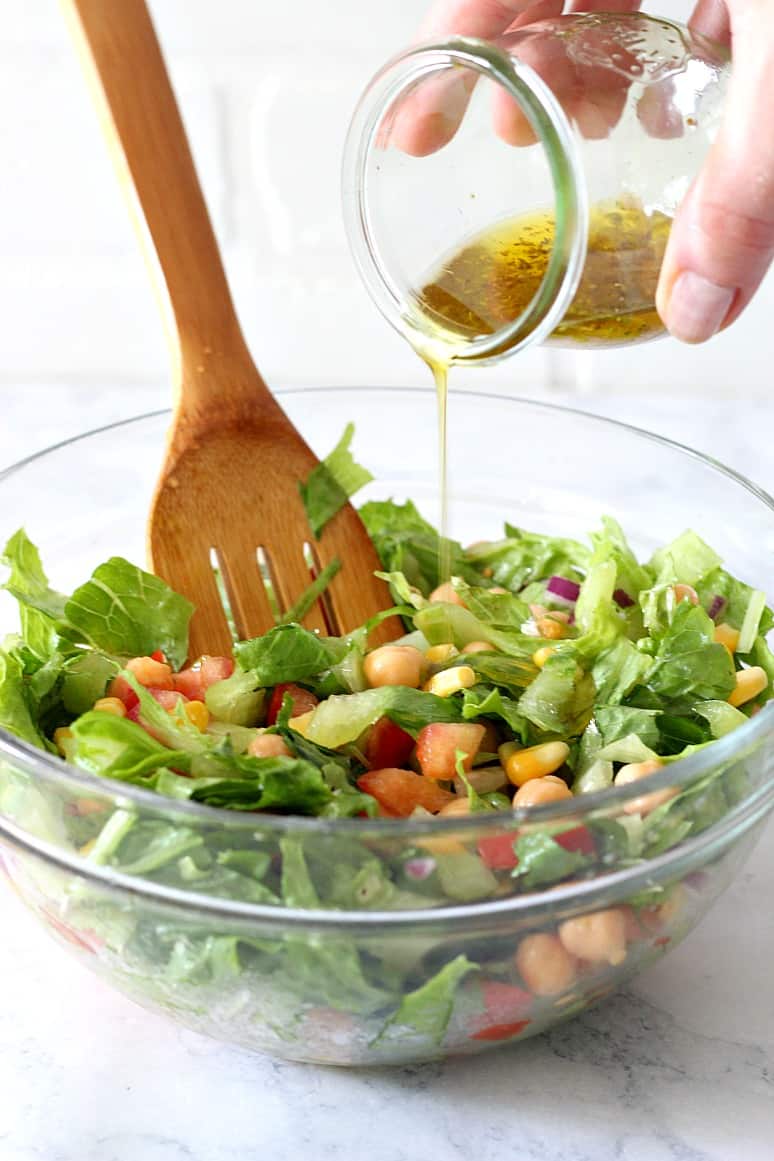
[{"x1": 0, "y1": 0, "x2": 771, "y2": 398}]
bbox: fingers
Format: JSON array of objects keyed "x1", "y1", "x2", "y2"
[
  {"x1": 417, "y1": 1, "x2": 545, "y2": 40},
  {"x1": 657, "y1": 2, "x2": 774, "y2": 342},
  {"x1": 389, "y1": 2, "x2": 546, "y2": 156}
]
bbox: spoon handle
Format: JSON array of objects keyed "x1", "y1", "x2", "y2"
[{"x1": 62, "y1": 0, "x2": 263, "y2": 414}]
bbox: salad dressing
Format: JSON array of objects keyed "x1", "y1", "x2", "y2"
[{"x1": 408, "y1": 199, "x2": 673, "y2": 578}]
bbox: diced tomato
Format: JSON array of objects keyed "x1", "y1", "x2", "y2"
[
  {"x1": 267, "y1": 683, "x2": 319, "y2": 725},
  {"x1": 471, "y1": 1019, "x2": 530, "y2": 1042},
  {"x1": 41, "y1": 908, "x2": 102, "y2": 955},
  {"x1": 150, "y1": 650, "x2": 167, "y2": 663},
  {"x1": 470, "y1": 980, "x2": 532, "y2": 1041},
  {"x1": 554, "y1": 825, "x2": 596, "y2": 856},
  {"x1": 173, "y1": 655, "x2": 234, "y2": 701},
  {"x1": 201, "y1": 655, "x2": 234, "y2": 685},
  {"x1": 107, "y1": 674, "x2": 139, "y2": 711},
  {"x1": 365, "y1": 717, "x2": 415, "y2": 770},
  {"x1": 415, "y1": 722, "x2": 485, "y2": 781},
  {"x1": 172, "y1": 667, "x2": 205, "y2": 701},
  {"x1": 356, "y1": 768, "x2": 455, "y2": 817},
  {"x1": 128, "y1": 687, "x2": 188, "y2": 740},
  {"x1": 477, "y1": 832, "x2": 520, "y2": 871}
]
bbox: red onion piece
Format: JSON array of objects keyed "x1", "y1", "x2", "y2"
[
  {"x1": 404, "y1": 857, "x2": 437, "y2": 881},
  {"x1": 708, "y1": 595, "x2": 727, "y2": 621},
  {"x1": 614, "y1": 588, "x2": 635, "y2": 609},
  {"x1": 546, "y1": 575, "x2": 581, "y2": 605}
]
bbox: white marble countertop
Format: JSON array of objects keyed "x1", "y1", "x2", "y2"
[{"x1": 1, "y1": 384, "x2": 773, "y2": 1161}]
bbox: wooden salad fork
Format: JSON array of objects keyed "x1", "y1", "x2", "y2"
[{"x1": 63, "y1": 0, "x2": 397, "y2": 659}]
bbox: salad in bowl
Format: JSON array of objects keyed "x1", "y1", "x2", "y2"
[{"x1": 1, "y1": 390, "x2": 772, "y2": 1065}]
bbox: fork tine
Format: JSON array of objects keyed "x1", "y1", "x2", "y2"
[
  {"x1": 319, "y1": 506, "x2": 403, "y2": 645},
  {"x1": 150, "y1": 538, "x2": 234, "y2": 660},
  {"x1": 259, "y1": 535, "x2": 328, "y2": 636},
  {"x1": 213, "y1": 544, "x2": 278, "y2": 645}
]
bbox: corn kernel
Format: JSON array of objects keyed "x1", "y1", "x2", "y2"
[
  {"x1": 503, "y1": 741, "x2": 570, "y2": 787},
  {"x1": 425, "y1": 665, "x2": 476, "y2": 698},
  {"x1": 288, "y1": 710, "x2": 315, "y2": 736},
  {"x1": 714, "y1": 622, "x2": 740, "y2": 655},
  {"x1": 462, "y1": 640, "x2": 492, "y2": 655},
  {"x1": 418, "y1": 835, "x2": 468, "y2": 856},
  {"x1": 728, "y1": 665, "x2": 768, "y2": 707},
  {"x1": 184, "y1": 700, "x2": 210, "y2": 731},
  {"x1": 53, "y1": 727, "x2": 73, "y2": 756},
  {"x1": 532, "y1": 646, "x2": 556, "y2": 668},
  {"x1": 93, "y1": 696, "x2": 127, "y2": 717},
  {"x1": 426, "y1": 643, "x2": 459, "y2": 664}
]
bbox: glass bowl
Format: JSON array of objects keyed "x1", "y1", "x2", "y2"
[{"x1": 1, "y1": 388, "x2": 772, "y2": 1066}]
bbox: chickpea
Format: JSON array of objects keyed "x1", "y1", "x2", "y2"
[
  {"x1": 513, "y1": 775, "x2": 573, "y2": 808},
  {"x1": 515, "y1": 932, "x2": 577, "y2": 996},
  {"x1": 673, "y1": 583, "x2": 699, "y2": 606},
  {"x1": 615, "y1": 759, "x2": 677, "y2": 815},
  {"x1": 363, "y1": 645, "x2": 424, "y2": 689},
  {"x1": 438, "y1": 797, "x2": 472, "y2": 818},
  {"x1": 558, "y1": 908, "x2": 628, "y2": 966},
  {"x1": 248, "y1": 734, "x2": 292, "y2": 759},
  {"x1": 462, "y1": 640, "x2": 492, "y2": 654},
  {"x1": 429, "y1": 582, "x2": 465, "y2": 606}
]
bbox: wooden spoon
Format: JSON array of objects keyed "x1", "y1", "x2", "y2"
[{"x1": 62, "y1": 0, "x2": 398, "y2": 659}]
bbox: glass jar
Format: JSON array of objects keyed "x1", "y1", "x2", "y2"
[{"x1": 342, "y1": 13, "x2": 729, "y2": 365}]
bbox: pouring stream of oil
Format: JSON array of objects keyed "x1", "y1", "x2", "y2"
[{"x1": 412, "y1": 199, "x2": 671, "y2": 579}]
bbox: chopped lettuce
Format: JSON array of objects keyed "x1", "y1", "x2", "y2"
[
  {"x1": 234, "y1": 623, "x2": 351, "y2": 686},
  {"x1": 299, "y1": 423, "x2": 373, "y2": 539},
  {"x1": 65, "y1": 557, "x2": 193, "y2": 669},
  {"x1": 373, "y1": 955, "x2": 476, "y2": 1047},
  {"x1": 279, "y1": 557, "x2": 342, "y2": 626},
  {"x1": 304, "y1": 686, "x2": 462, "y2": 748},
  {"x1": 0, "y1": 648, "x2": 48, "y2": 747},
  {"x1": 645, "y1": 602, "x2": 736, "y2": 705}
]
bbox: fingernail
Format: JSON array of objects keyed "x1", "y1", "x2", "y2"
[{"x1": 663, "y1": 271, "x2": 734, "y2": 344}]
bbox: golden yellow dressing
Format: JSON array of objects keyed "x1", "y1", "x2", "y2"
[{"x1": 409, "y1": 199, "x2": 672, "y2": 578}]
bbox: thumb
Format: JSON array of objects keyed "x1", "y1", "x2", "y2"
[{"x1": 656, "y1": 5, "x2": 774, "y2": 343}]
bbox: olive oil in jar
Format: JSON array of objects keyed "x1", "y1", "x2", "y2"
[
  {"x1": 411, "y1": 199, "x2": 672, "y2": 581},
  {"x1": 416, "y1": 198, "x2": 672, "y2": 350}
]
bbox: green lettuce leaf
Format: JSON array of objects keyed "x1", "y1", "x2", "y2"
[
  {"x1": 234, "y1": 623, "x2": 350, "y2": 685},
  {"x1": 278, "y1": 557, "x2": 341, "y2": 625},
  {"x1": 373, "y1": 955, "x2": 476, "y2": 1046},
  {"x1": 64, "y1": 557, "x2": 193, "y2": 668},
  {"x1": 649, "y1": 530, "x2": 722, "y2": 586},
  {"x1": 645, "y1": 602, "x2": 736, "y2": 705},
  {"x1": 461, "y1": 684, "x2": 529, "y2": 738},
  {"x1": 464, "y1": 524, "x2": 589, "y2": 591},
  {"x1": 517, "y1": 653, "x2": 595, "y2": 736},
  {"x1": 360, "y1": 498, "x2": 472, "y2": 595},
  {"x1": 0, "y1": 648, "x2": 47, "y2": 747},
  {"x1": 511, "y1": 833, "x2": 592, "y2": 888},
  {"x1": 591, "y1": 637, "x2": 653, "y2": 705},
  {"x1": 299, "y1": 423, "x2": 373, "y2": 539},
  {"x1": 304, "y1": 686, "x2": 462, "y2": 749},
  {"x1": 1, "y1": 529, "x2": 68, "y2": 660},
  {"x1": 695, "y1": 565, "x2": 774, "y2": 644},
  {"x1": 68, "y1": 709, "x2": 175, "y2": 777}
]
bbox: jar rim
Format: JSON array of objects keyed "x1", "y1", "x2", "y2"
[{"x1": 342, "y1": 34, "x2": 589, "y2": 365}]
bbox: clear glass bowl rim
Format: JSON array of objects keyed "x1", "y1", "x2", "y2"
[{"x1": 1, "y1": 387, "x2": 773, "y2": 925}]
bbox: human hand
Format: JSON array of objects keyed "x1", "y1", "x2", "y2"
[{"x1": 409, "y1": 2, "x2": 774, "y2": 345}]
